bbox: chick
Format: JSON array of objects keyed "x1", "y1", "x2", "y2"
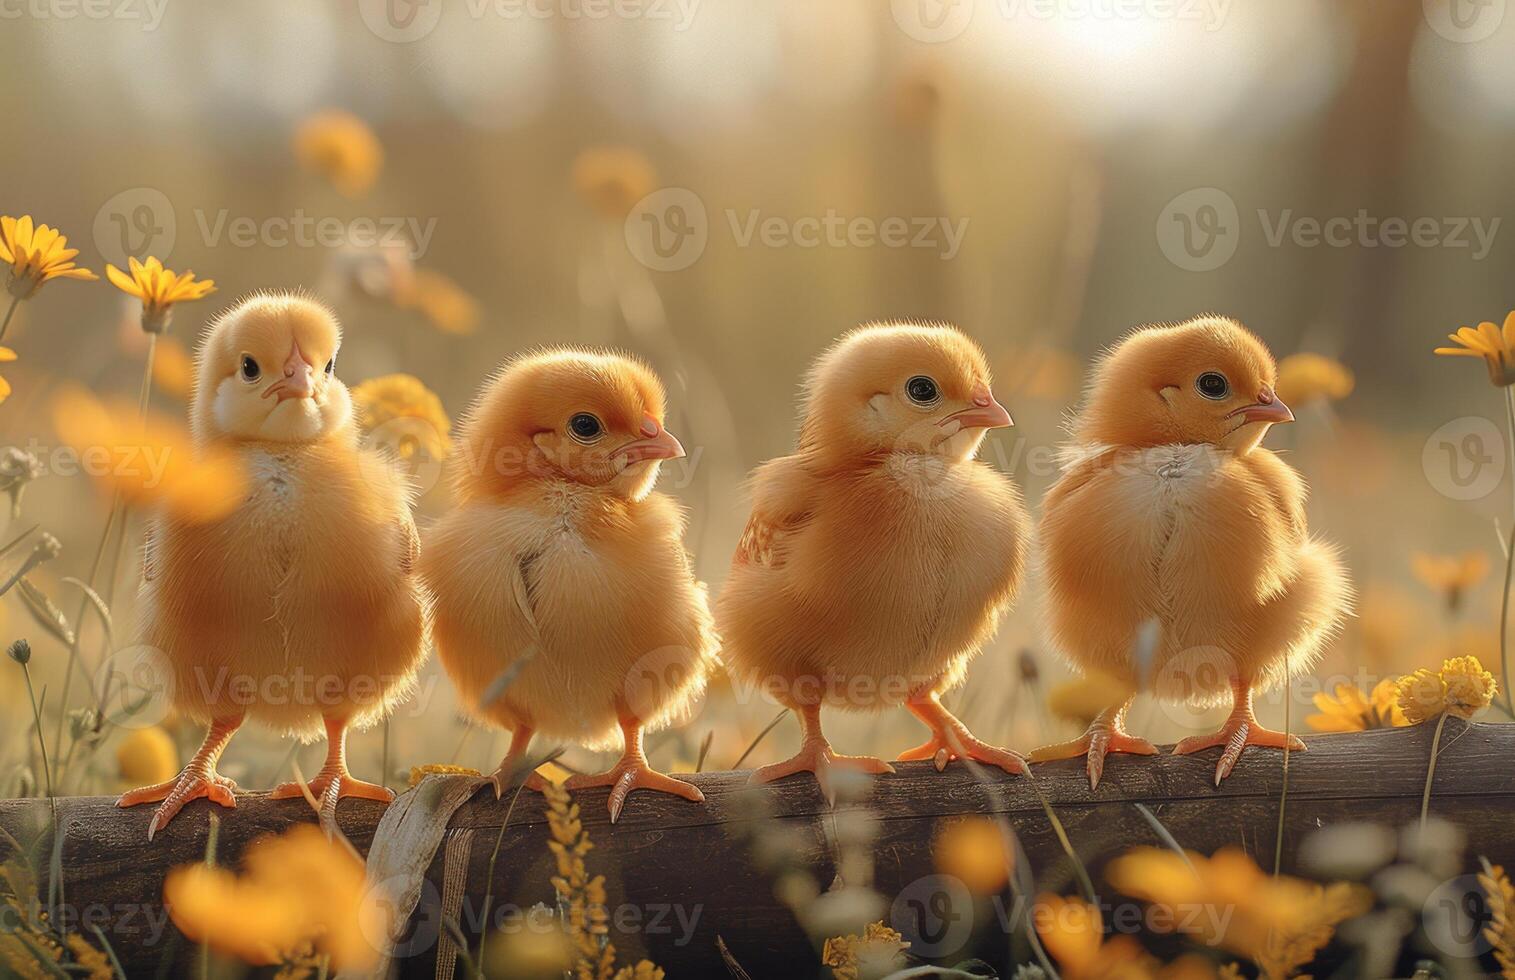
[
  {"x1": 718, "y1": 322, "x2": 1028, "y2": 793},
  {"x1": 118, "y1": 292, "x2": 426, "y2": 837},
  {"x1": 1033, "y1": 315, "x2": 1350, "y2": 786},
  {"x1": 421, "y1": 349, "x2": 714, "y2": 822}
]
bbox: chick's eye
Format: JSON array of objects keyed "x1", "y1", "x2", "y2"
[
  {"x1": 905, "y1": 375, "x2": 940, "y2": 405},
  {"x1": 568, "y1": 413, "x2": 603, "y2": 442},
  {"x1": 240, "y1": 356, "x2": 261, "y2": 382},
  {"x1": 324, "y1": 358, "x2": 335, "y2": 375},
  {"x1": 1195, "y1": 371, "x2": 1230, "y2": 400}
]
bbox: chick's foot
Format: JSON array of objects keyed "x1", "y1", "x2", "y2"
[
  {"x1": 748, "y1": 738, "x2": 894, "y2": 807},
  {"x1": 1173, "y1": 720, "x2": 1305, "y2": 785},
  {"x1": 567, "y1": 760, "x2": 704, "y2": 824},
  {"x1": 117, "y1": 768, "x2": 239, "y2": 841},
  {"x1": 1029, "y1": 706, "x2": 1157, "y2": 789},
  {"x1": 898, "y1": 730, "x2": 1029, "y2": 776}
]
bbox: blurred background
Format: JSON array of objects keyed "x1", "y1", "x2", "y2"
[{"x1": 1, "y1": 0, "x2": 1513, "y2": 795}]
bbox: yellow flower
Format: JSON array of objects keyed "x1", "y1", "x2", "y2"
[
  {"x1": 151, "y1": 336, "x2": 195, "y2": 399},
  {"x1": 116, "y1": 726, "x2": 178, "y2": 785},
  {"x1": 51, "y1": 386, "x2": 248, "y2": 524},
  {"x1": 294, "y1": 110, "x2": 383, "y2": 198},
  {"x1": 1436, "y1": 311, "x2": 1515, "y2": 386},
  {"x1": 1396, "y1": 668, "x2": 1448, "y2": 724},
  {"x1": 164, "y1": 824, "x2": 376, "y2": 970},
  {"x1": 0, "y1": 215, "x2": 97, "y2": 300},
  {"x1": 350, "y1": 374, "x2": 452, "y2": 462},
  {"x1": 820, "y1": 921, "x2": 910, "y2": 980},
  {"x1": 934, "y1": 816, "x2": 1011, "y2": 895},
  {"x1": 1478, "y1": 861, "x2": 1515, "y2": 979},
  {"x1": 1106, "y1": 846, "x2": 1371, "y2": 980},
  {"x1": 407, "y1": 763, "x2": 481, "y2": 787},
  {"x1": 571, "y1": 146, "x2": 657, "y2": 220},
  {"x1": 1397, "y1": 656, "x2": 1498, "y2": 723},
  {"x1": 1033, "y1": 894, "x2": 1156, "y2": 980},
  {"x1": 1306, "y1": 679, "x2": 1407, "y2": 732},
  {"x1": 394, "y1": 268, "x2": 480, "y2": 335},
  {"x1": 105, "y1": 256, "x2": 216, "y2": 334},
  {"x1": 1441, "y1": 655, "x2": 1497, "y2": 719},
  {"x1": 1275, "y1": 352, "x2": 1354, "y2": 406},
  {"x1": 1412, "y1": 551, "x2": 1490, "y2": 612}
]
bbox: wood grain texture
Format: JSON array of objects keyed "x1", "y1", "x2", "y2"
[{"x1": 1, "y1": 721, "x2": 1511, "y2": 977}]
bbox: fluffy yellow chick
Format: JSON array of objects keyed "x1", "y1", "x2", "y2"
[
  {"x1": 1033, "y1": 315, "x2": 1351, "y2": 786},
  {"x1": 717, "y1": 322, "x2": 1029, "y2": 793},
  {"x1": 118, "y1": 292, "x2": 426, "y2": 837},
  {"x1": 421, "y1": 349, "x2": 715, "y2": 822}
]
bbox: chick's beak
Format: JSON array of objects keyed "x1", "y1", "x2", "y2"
[
  {"x1": 617, "y1": 415, "x2": 685, "y2": 465},
  {"x1": 941, "y1": 384, "x2": 1013, "y2": 430},
  {"x1": 1232, "y1": 385, "x2": 1294, "y2": 425},
  {"x1": 273, "y1": 343, "x2": 315, "y2": 402}
]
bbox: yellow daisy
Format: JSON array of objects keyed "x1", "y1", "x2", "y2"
[
  {"x1": 1306, "y1": 679, "x2": 1408, "y2": 732},
  {"x1": 1435, "y1": 311, "x2": 1515, "y2": 387},
  {"x1": 1275, "y1": 352, "x2": 1355, "y2": 406},
  {"x1": 1441, "y1": 655, "x2": 1497, "y2": 719},
  {"x1": 1396, "y1": 668, "x2": 1448, "y2": 724},
  {"x1": 294, "y1": 110, "x2": 383, "y2": 198},
  {"x1": 106, "y1": 256, "x2": 216, "y2": 334},
  {"x1": 0, "y1": 214, "x2": 98, "y2": 303}
]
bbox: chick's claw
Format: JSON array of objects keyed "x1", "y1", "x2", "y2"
[
  {"x1": 1173, "y1": 721, "x2": 1305, "y2": 785},
  {"x1": 900, "y1": 732, "x2": 1028, "y2": 776},
  {"x1": 567, "y1": 762, "x2": 704, "y2": 823},
  {"x1": 117, "y1": 769, "x2": 238, "y2": 841},
  {"x1": 1030, "y1": 728, "x2": 1157, "y2": 790},
  {"x1": 268, "y1": 771, "x2": 395, "y2": 804},
  {"x1": 749, "y1": 739, "x2": 893, "y2": 808}
]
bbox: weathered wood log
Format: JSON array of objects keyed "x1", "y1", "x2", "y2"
[{"x1": 1, "y1": 721, "x2": 1511, "y2": 977}]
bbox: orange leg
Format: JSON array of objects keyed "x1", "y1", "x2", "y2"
[
  {"x1": 748, "y1": 703, "x2": 894, "y2": 802},
  {"x1": 269, "y1": 717, "x2": 395, "y2": 828},
  {"x1": 488, "y1": 726, "x2": 547, "y2": 798},
  {"x1": 900, "y1": 691, "x2": 1027, "y2": 776},
  {"x1": 565, "y1": 716, "x2": 704, "y2": 824},
  {"x1": 1029, "y1": 699, "x2": 1157, "y2": 789},
  {"x1": 1172, "y1": 678, "x2": 1305, "y2": 785},
  {"x1": 117, "y1": 714, "x2": 242, "y2": 841}
]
